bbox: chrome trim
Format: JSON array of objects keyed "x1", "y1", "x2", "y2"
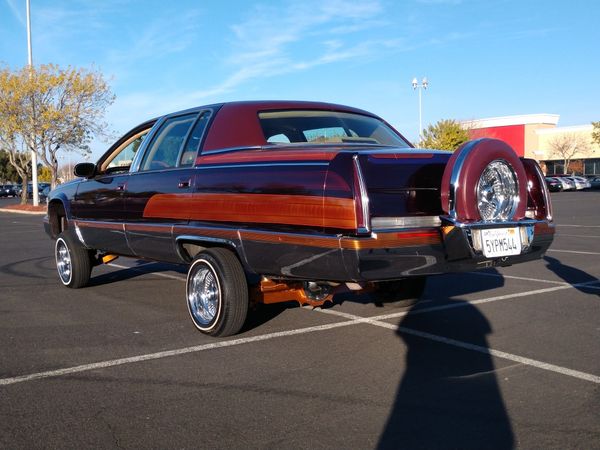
[
  {"x1": 372, "y1": 216, "x2": 441, "y2": 230},
  {"x1": 176, "y1": 235, "x2": 238, "y2": 248},
  {"x1": 352, "y1": 154, "x2": 370, "y2": 234},
  {"x1": 442, "y1": 216, "x2": 549, "y2": 229},
  {"x1": 476, "y1": 159, "x2": 520, "y2": 222},
  {"x1": 186, "y1": 258, "x2": 222, "y2": 331},
  {"x1": 74, "y1": 223, "x2": 87, "y2": 247},
  {"x1": 197, "y1": 162, "x2": 328, "y2": 170},
  {"x1": 55, "y1": 237, "x2": 72, "y2": 285},
  {"x1": 448, "y1": 140, "x2": 478, "y2": 219}
]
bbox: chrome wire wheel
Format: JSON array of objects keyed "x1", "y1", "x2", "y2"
[
  {"x1": 185, "y1": 248, "x2": 249, "y2": 337},
  {"x1": 476, "y1": 159, "x2": 519, "y2": 221},
  {"x1": 55, "y1": 237, "x2": 73, "y2": 285},
  {"x1": 187, "y1": 259, "x2": 222, "y2": 330}
]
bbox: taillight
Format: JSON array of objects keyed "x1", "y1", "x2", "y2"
[
  {"x1": 352, "y1": 155, "x2": 371, "y2": 234},
  {"x1": 521, "y1": 158, "x2": 552, "y2": 221}
]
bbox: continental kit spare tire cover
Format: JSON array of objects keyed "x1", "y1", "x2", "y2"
[{"x1": 440, "y1": 138, "x2": 527, "y2": 222}]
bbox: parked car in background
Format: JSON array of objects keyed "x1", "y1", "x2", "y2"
[
  {"x1": 554, "y1": 177, "x2": 576, "y2": 191},
  {"x1": 44, "y1": 100, "x2": 555, "y2": 337},
  {"x1": 572, "y1": 176, "x2": 591, "y2": 189},
  {"x1": 545, "y1": 177, "x2": 563, "y2": 192},
  {"x1": 40, "y1": 185, "x2": 51, "y2": 203},
  {"x1": 589, "y1": 176, "x2": 600, "y2": 189},
  {"x1": 0, "y1": 185, "x2": 17, "y2": 197},
  {"x1": 565, "y1": 176, "x2": 589, "y2": 190},
  {"x1": 17, "y1": 183, "x2": 51, "y2": 198}
]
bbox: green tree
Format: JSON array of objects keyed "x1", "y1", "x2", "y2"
[
  {"x1": 592, "y1": 121, "x2": 600, "y2": 146},
  {"x1": 419, "y1": 119, "x2": 470, "y2": 151},
  {"x1": 0, "y1": 64, "x2": 115, "y2": 189}
]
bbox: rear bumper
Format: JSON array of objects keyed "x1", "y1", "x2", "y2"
[
  {"x1": 238, "y1": 218, "x2": 554, "y2": 282},
  {"x1": 342, "y1": 219, "x2": 554, "y2": 281}
]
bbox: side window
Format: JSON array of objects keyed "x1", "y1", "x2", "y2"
[
  {"x1": 179, "y1": 112, "x2": 210, "y2": 167},
  {"x1": 104, "y1": 130, "x2": 150, "y2": 173},
  {"x1": 141, "y1": 114, "x2": 196, "y2": 171}
]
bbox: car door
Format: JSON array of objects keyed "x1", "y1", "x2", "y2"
[
  {"x1": 124, "y1": 111, "x2": 211, "y2": 262},
  {"x1": 71, "y1": 123, "x2": 154, "y2": 254}
]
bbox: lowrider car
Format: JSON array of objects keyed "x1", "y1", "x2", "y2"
[{"x1": 44, "y1": 101, "x2": 554, "y2": 336}]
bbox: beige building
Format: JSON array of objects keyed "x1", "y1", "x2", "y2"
[{"x1": 464, "y1": 115, "x2": 599, "y2": 175}]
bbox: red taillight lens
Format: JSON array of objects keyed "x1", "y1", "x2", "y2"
[
  {"x1": 352, "y1": 155, "x2": 370, "y2": 234},
  {"x1": 521, "y1": 158, "x2": 552, "y2": 221}
]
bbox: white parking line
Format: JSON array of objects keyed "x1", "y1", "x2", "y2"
[
  {"x1": 2, "y1": 275, "x2": 598, "y2": 387},
  {"x1": 0, "y1": 319, "x2": 369, "y2": 387},
  {"x1": 313, "y1": 308, "x2": 600, "y2": 385},
  {"x1": 548, "y1": 249, "x2": 600, "y2": 256},
  {"x1": 557, "y1": 224, "x2": 600, "y2": 228},
  {"x1": 471, "y1": 272, "x2": 569, "y2": 285}
]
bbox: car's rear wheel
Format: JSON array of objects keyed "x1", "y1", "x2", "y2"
[
  {"x1": 186, "y1": 248, "x2": 249, "y2": 337},
  {"x1": 374, "y1": 276, "x2": 427, "y2": 308},
  {"x1": 55, "y1": 231, "x2": 92, "y2": 288}
]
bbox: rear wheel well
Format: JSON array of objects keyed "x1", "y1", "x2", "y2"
[{"x1": 177, "y1": 238, "x2": 240, "y2": 263}]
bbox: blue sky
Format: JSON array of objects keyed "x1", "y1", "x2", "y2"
[{"x1": 2, "y1": 0, "x2": 599, "y2": 160}]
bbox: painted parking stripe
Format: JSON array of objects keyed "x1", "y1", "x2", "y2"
[
  {"x1": 2, "y1": 278, "x2": 598, "y2": 387},
  {"x1": 548, "y1": 249, "x2": 600, "y2": 256},
  {"x1": 471, "y1": 272, "x2": 569, "y2": 285},
  {"x1": 557, "y1": 224, "x2": 600, "y2": 228},
  {"x1": 314, "y1": 308, "x2": 600, "y2": 385},
  {"x1": 0, "y1": 319, "x2": 370, "y2": 387}
]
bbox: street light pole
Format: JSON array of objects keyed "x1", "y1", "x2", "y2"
[
  {"x1": 412, "y1": 77, "x2": 429, "y2": 145},
  {"x1": 26, "y1": 0, "x2": 39, "y2": 206}
]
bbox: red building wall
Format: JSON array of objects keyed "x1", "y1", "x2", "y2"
[{"x1": 468, "y1": 124, "x2": 525, "y2": 157}]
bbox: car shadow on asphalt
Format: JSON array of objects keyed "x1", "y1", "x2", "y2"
[
  {"x1": 87, "y1": 260, "x2": 187, "y2": 287},
  {"x1": 332, "y1": 269, "x2": 506, "y2": 308},
  {"x1": 543, "y1": 256, "x2": 600, "y2": 296}
]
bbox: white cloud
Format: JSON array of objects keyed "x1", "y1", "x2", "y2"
[
  {"x1": 4, "y1": 0, "x2": 25, "y2": 25},
  {"x1": 188, "y1": 0, "x2": 388, "y2": 101}
]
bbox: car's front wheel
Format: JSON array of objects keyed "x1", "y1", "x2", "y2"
[
  {"x1": 186, "y1": 248, "x2": 249, "y2": 337},
  {"x1": 55, "y1": 231, "x2": 92, "y2": 288}
]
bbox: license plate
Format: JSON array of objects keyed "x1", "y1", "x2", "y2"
[{"x1": 480, "y1": 227, "x2": 521, "y2": 258}]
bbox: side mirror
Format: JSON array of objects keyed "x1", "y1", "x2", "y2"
[{"x1": 74, "y1": 162, "x2": 96, "y2": 178}]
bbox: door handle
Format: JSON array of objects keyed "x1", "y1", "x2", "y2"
[
  {"x1": 178, "y1": 179, "x2": 191, "y2": 189},
  {"x1": 116, "y1": 183, "x2": 126, "y2": 191}
]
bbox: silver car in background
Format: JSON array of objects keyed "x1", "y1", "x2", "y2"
[
  {"x1": 555, "y1": 177, "x2": 576, "y2": 191},
  {"x1": 566, "y1": 176, "x2": 590, "y2": 190}
]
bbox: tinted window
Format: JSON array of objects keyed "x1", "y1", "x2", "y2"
[
  {"x1": 141, "y1": 114, "x2": 196, "y2": 171},
  {"x1": 179, "y1": 112, "x2": 210, "y2": 167},
  {"x1": 259, "y1": 110, "x2": 410, "y2": 147},
  {"x1": 106, "y1": 132, "x2": 148, "y2": 172}
]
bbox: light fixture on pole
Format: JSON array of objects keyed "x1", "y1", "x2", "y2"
[
  {"x1": 26, "y1": 0, "x2": 39, "y2": 206},
  {"x1": 412, "y1": 76, "x2": 428, "y2": 144}
]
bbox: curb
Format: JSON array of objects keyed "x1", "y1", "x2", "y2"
[{"x1": 0, "y1": 208, "x2": 46, "y2": 216}]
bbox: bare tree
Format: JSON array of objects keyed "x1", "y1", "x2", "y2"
[{"x1": 548, "y1": 133, "x2": 590, "y2": 174}]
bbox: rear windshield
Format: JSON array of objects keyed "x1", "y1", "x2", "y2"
[{"x1": 258, "y1": 110, "x2": 410, "y2": 147}]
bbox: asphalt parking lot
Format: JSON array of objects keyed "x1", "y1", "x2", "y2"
[{"x1": 1, "y1": 192, "x2": 599, "y2": 449}]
